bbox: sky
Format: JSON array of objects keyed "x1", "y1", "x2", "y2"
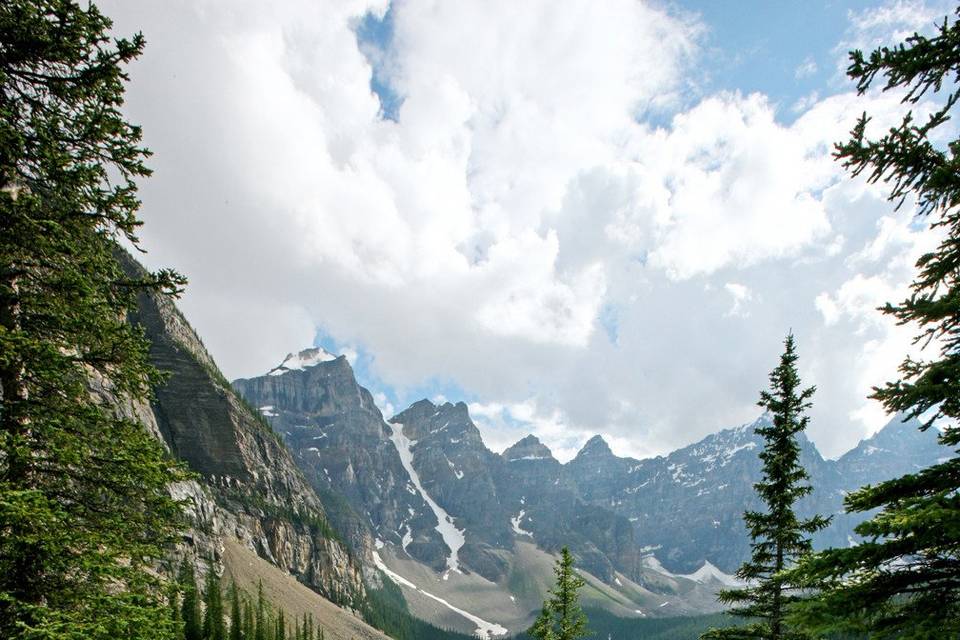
[{"x1": 103, "y1": 0, "x2": 955, "y2": 462}]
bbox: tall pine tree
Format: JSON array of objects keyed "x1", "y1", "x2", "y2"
[
  {"x1": 702, "y1": 334, "x2": 828, "y2": 640},
  {"x1": 202, "y1": 567, "x2": 226, "y2": 640},
  {"x1": 179, "y1": 562, "x2": 203, "y2": 640},
  {"x1": 528, "y1": 547, "x2": 589, "y2": 640},
  {"x1": 0, "y1": 2, "x2": 187, "y2": 638},
  {"x1": 788, "y1": 9, "x2": 960, "y2": 638},
  {"x1": 229, "y1": 583, "x2": 242, "y2": 640}
]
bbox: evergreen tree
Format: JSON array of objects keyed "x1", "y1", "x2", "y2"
[
  {"x1": 788, "y1": 9, "x2": 960, "y2": 638},
  {"x1": 254, "y1": 580, "x2": 267, "y2": 640},
  {"x1": 169, "y1": 579, "x2": 185, "y2": 640},
  {"x1": 229, "y1": 583, "x2": 243, "y2": 640},
  {"x1": 702, "y1": 334, "x2": 828, "y2": 640},
  {"x1": 0, "y1": 2, "x2": 188, "y2": 638},
  {"x1": 180, "y1": 562, "x2": 203, "y2": 640},
  {"x1": 243, "y1": 596, "x2": 255, "y2": 640},
  {"x1": 202, "y1": 567, "x2": 225, "y2": 640},
  {"x1": 528, "y1": 547, "x2": 588, "y2": 640},
  {"x1": 276, "y1": 609, "x2": 285, "y2": 640}
]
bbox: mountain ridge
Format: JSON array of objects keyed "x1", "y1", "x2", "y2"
[{"x1": 231, "y1": 346, "x2": 954, "y2": 634}]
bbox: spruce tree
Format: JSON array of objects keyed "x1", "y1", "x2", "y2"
[
  {"x1": 243, "y1": 597, "x2": 255, "y2": 640},
  {"x1": 788, "y1": 9, "x2": 960, "y2": 638},
  {"x1": 229, "y1": 583, "x2": 243, "y2": 640},
  {"x1": 255, "y1": 581, "x2": 267, "y2": 640},
  {"x1": 528, "y1": 547, "x2": 589, "y2": 640},
  {"x1": 0, "y1": 2, "x2": 188, "y2": 638},
  {"x1": 202, "y1": 567, "x2": 226, "y2": 640},
  {"x1": 702, "y1": 334, "x2": 828, "y2": 640},
  {"x1": 169, "y1": 580, "x2": 185, "y2": 640},
  {"x1": 276, "y1": 609, "x2": 285, "y2": 640},
  {"x1": 180, "y1": 562, "x2": 203, "y2": 640}
]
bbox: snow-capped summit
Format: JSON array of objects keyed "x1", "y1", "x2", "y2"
[{"x1": 268, "y1": 346, "x2": 338, "y2": 376}]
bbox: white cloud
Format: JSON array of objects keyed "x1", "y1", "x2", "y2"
[
  {"x1": 724, "y1": 283, "x2": 753, "y2": 318},
  {"x1": 103, "y1": 0, "x2": 946, "y2": 461},
  {"x1": 795, "y1": 56, "x2": 818, "y2": 79}
]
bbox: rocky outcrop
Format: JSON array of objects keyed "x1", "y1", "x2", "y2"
[
  {"x1": 232, "y1": 353, "x2": 445, "y2": 572},
  {"x1": 564, "y1": 414, "x2": 946, "y2": 574},
  {"x1": 389, "y1": 400, "x2": 514, "y2": 581},
  {"x1": 121, "y1": 259, "x2": 366, "y2": 608}
]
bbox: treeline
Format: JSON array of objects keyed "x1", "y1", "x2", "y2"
[
  {"x1": 515, "y1": 610, "x2": 736, "y2": 640},
  {"x1": 360, "y1": 580, "x2": 476, "y2": 640},
  {"x1": 169, "y1": 563, "x2": 326, "y2": 640}
]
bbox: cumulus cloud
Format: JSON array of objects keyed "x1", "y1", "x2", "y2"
[{"x1": 104, "y1": 0, "x2": 948, "y2": 461}]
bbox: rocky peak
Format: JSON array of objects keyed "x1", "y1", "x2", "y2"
[
  {"x1": 268, "y1": 346, "x2": 340, "y2": 376},
  {"x1": 391, "y1": 399, "x2": 480, "y2": 445},
  {"x1": 574, "y1": 434, "x2": 615, "y2": 461},
  {"x1": 503, "y1": 434, "x2": 555, "y2": 462}
]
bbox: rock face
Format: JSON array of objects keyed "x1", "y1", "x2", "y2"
[
  {"x1": 122, "y1": 266, "x2": 365, "y2": 607},
  {"x1": 232, "y1": 353, "x2": 446, "y2": 571},
  {"x1": 563, "y1": 413, "x2": 947, "y2": 573},
  {"x1": 232, "y1": 346, "x2": 954, "y2": 618}
]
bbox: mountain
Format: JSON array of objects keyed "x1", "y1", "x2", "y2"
[
  {"x1": 231, "y1": 352, "x2": 449, "y2": 569},
  {"x1": 114, "y1": 258, "x2": 405, "y2": 639},
  {"x1": 233, "y1": 348, "x2": 952, "y2": 634}
]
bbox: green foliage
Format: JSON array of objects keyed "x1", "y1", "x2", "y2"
[
  {"x1": 179, "y1": 562, "x2": 203, "y2": 640},
  {"x1": 230, "y1": 584, "x2": 243, "y2": 640},
  {"x1": 514, "y1": 610, "x2": 741, "y2": 640},
  {"x1": 702, "y1": 334, "x2": 828, "y2": 640},
  {"x1": 203, "y1": 568, "x2": 226, "y2": 640},
  {"x1": 0, "y1": 1, "x2": 189, "y2": 638},
  {"x1": 528, "y1": 547, "x2": 589, "y2": 640},
  {"x1": 787, "y1": 9, "x2": 960, "y2": 639},
  {"x1": 254, "y1": 581, "x2": 267, "y2": 640},
  {"x1": 361, "y1": 581, "x2": 475, "y2": 640}
]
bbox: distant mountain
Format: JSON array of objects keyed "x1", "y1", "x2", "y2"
[{"x1": 233, "y1": 347, "x2": 954, "y2": 635}]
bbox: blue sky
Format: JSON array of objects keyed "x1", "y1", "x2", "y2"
[{"x1": 107, "y1": 0, "x2": 955, "y2": 461}]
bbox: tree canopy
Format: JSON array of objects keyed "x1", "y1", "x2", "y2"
[
  {"x1": 788, "y1": 8, "x2": 960, "y2": 638},
  {"x1": 0, "y1": 2, "x2": 187, "y2": 638}
]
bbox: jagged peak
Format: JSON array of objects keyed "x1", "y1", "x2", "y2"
[
  {"x1": 267, "y1": 346, "x2": 339, "y2": 376},
  {"x1": 503, "y1": 434, "x2": 555, "y2": 462},
  {"x1": 575, "y1": 434, "x2": 614, "y2": 459},
  {"x1": 392, "y1": 398, "x2": 471, "y2": 423}
]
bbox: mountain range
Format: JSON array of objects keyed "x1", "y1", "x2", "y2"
[{"x1": 232, "y1": 346, "x2": 951, "y2": 636}]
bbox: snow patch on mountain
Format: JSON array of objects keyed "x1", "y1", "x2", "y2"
[
  {"x1": 372, "y1": 541, "x2": 507, "y2": 639},
  {"x1": 388, "y1": 421, "x2": 466, "y2": 575},
  {"x1": 510, "y1": 510, "x2": 534, "y2": 537},
  {"x1": 268, "y1": 347, "x2": 337, "y2": 375},
  {"x1": 678, "y1": 561, "x2": 742, "y2": 587}
]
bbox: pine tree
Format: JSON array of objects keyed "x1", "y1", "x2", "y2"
[
  {"x1": 229, "y1": 583, "x2": 243, "y2": 640},
  {"x1": 528, "y1": 547, "x2": 588, "y2": 640},
  {"x1": 243, "y1": 597, "x2": 255, "y2": 640},
  {"x1": 276, "y1": 609, "x2": 285, "y2": 640},
  {"x1": 702, "y1": 334, "x2": 829, "y2": 640},
  {"x1": 0, "y1": 2, "x2": 188, "y2": 638},
  {"x1": 202, "y1": 567, "x2": 226, "y2": 640},
  {"x1": 169, "y1": 579, "x2": 185, "y2": 640},
  {"x1": 180, "y1": 562, "x2": 203, "y2": 640},
  {"x1": 252, "y1": 580, "x2": 266, "y2": 640},
  {"x1": 787, "y1": 9, "x2": 960, "y2": 638}
]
